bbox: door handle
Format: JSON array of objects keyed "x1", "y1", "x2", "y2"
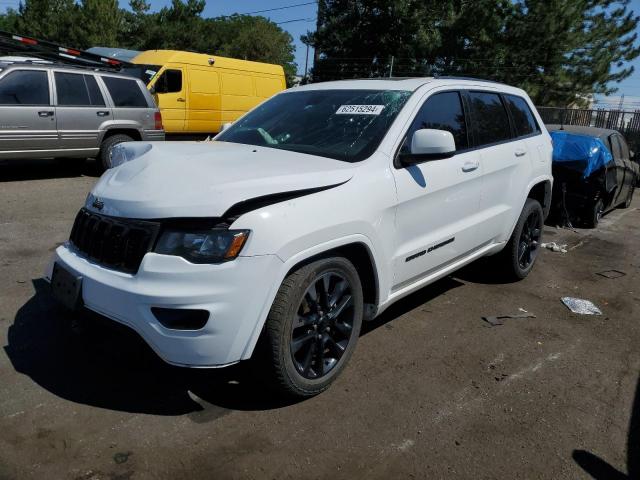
[
  {"x1": 461, "y1": 161, "x2": 479, "y2": 172},
  {"x1": 177, "y1": 97, "x2": 186, "y2": 102},
  {"x1": 515, "y1": 149, "x2": 527, "y2": 157},
  {"x1": 38, "y1": 111, "x2": 54, "y2": 117},
  {"x1": 96, "y1": 111, "x2": 110, "y2": 117}
]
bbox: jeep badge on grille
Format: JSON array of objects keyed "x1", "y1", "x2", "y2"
[{"x1": 92, "y1": 198, "x2": 104, "y2": 210}]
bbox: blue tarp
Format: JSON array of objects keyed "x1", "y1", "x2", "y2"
[{"x1": 550, "y1": 130, "x2": 614, "y2": 178}]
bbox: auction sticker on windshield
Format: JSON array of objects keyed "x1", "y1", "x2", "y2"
[{"x1": 336, "y1": 105, "x2": 385, "y2": 115}]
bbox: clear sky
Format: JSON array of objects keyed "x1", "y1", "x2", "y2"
[{"x1": 1, "y1": 0, "x2": 639, "y2": 106}]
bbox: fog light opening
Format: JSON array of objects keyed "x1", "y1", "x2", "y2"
[{"x1": 151, "y1": 307, "x2": 210, "y2": 330}]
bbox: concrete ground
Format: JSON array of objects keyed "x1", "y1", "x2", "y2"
[{"x1": 0, "y1": 158, "x2": 639, "y2": 480}]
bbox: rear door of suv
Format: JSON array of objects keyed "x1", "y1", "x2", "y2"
[
  {"x1": 53, "y1": 71, "x2": 111, "y2": 153},
  {"x1": 0, "y1": 68, "x2": 57, "y2": 157},
  {"x1": 466, "y1": 90, "x2": 534, "y2": 244}
]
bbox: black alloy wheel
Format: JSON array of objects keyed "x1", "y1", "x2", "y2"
[
  {"x1": 517, "y1": 209, "x2": 542, "y2": 270},
  {"x1": 260, "y1": 256, "x2": 363, "y2": 397},
  {"x1": 290, "y1": 272, "x2": 355, "y2": 379}
]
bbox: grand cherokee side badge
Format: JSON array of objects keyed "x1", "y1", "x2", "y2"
[{"x1": 92, "y1": 198, "x2": 104, "y2": 210}]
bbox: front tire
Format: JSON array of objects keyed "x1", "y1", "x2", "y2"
[
  {"x1": 499, "y1": 198, "x2": 544, "y2": 280},
  {"x1": 260, "y1": 257, "x2": 363, "y2": 398},
  {"x1": 98, "y1": 134, "x2": 134, "y2": 171}
]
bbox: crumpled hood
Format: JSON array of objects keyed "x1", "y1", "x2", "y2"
[{"x1": 88, "y1": 141, "x2": 355, "y2": 219}]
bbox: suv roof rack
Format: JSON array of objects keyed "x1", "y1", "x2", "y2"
[
  {"x1": 0, "y1": 58, "x2": 126, "y2": 74},
  {"x1": 0, "y1": 29, "x2": 136, "y2": 70}
]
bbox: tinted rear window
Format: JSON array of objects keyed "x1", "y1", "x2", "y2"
[
  {"x1": 505, "y1": 94, "x2": 539, "y2": 137},
  {"x1": 102, "y1": 76, "x2": 148, "y2": 108},
  {"x1": 55, "y1": 72, "x2": 106, "y2": 106},
  {"x1": 85, "y1": 75, "x2": 105, "y2": 106},
  {"x1": 0, "y1": 70, "x2": 49, "y2": 105},
  {"x1": 468, "y1": 92, "x2": 511, "y2": 146}
]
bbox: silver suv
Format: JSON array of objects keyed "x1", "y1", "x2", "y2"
[{"x1": 0, "y1": 61, "x2": 164, "y2": 170}]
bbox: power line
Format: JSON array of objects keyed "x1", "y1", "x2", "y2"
[
  {"x1": 276, "y1": 17, "x2": 315, "y2": 24},
  {"x1": 236, "y1": 1, "x2": 317, "y2": 16}
]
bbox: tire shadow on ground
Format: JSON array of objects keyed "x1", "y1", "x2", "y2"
[{"x1": 5, "y1": 275, "x2": 466, "y2": 418}]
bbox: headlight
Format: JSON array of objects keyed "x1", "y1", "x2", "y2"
[{"x1": 154, "y1": 229, "x2": 249, "y2": 263}]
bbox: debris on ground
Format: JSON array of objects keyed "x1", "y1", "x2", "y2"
[
  {"x1": 561, "y1": 297, "x2": 602, "y2": 315},
  {"x1": 595, "y1": 269, "x2": 626, "y2": 279},
  {"x1": 482, "y1": 309, "x2": 536, "y2": 327},
  {"x1": 541, "y1": 242, "x2": 568, "y2": 253}
]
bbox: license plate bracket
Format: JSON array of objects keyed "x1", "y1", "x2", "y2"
[{"x1": 51, "y1": 263, "x2": 83, "y2": 310}]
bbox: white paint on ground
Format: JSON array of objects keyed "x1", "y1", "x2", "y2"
[{"x1": 395, "y1": 439, "x2": 415, "y2": 451}]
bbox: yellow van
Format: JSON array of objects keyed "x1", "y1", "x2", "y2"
[{"x1": 129, "y1": 50, "x2": 286, "y2": 136}]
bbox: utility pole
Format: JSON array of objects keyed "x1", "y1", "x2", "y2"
[
  {"x1": 618, "y1": 94, "x2": 625, "y2": 111},
  {"x1": 304, "y1": 43, "x2": 309, "y2": 80},
  {"x1": 389, "y1": 56, "x2": 394, "y2": 78}
]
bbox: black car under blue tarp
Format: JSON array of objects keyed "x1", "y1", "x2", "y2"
[{"x1": 547, "y1": 125, "x2": 638, "y2": 228}]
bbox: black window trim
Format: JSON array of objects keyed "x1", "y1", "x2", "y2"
[
  {"x1": 464, "y1": 89, "x2": 516, "y2": 149},
  {"x1": 502, "y1": 92, "x2": 542, "y2": 140},
  {"x1": 54, "y1": 71, "x2": 105, "y2": 108},
  {"x1": 393, "y1": 88, "x2": 543, "y2": 169},
  {"x1": 393, "y1": 88, "x2": 473, "y2": 168},
  {"x1": 0, "y1": 68, "x2": 51, "y2": 106},
  {"x1": 462, "y1": 89, "x2": 543, "y2": 149}
]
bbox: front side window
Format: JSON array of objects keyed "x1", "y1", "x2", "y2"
[
  {"x1": 0, "y1": 70, "x2": 49, "y2": 105},
  {"x1": 617, "y1": 135, "x2": 630, "y2": 161},
  {"x1": 217, "y1": 89, "x2": 412, "y2": 162},
  {"x1": 400, "y1": 91, "x2": 468, "y2": 155},
  {"x1": 609, "y1": 134, "x2": 623, "y2": 162},
  {"x1": 504, "y1": 94, "x2": 539, "y2": 137},
  {"x1": 154, "y1": 69, "x2": 182, "y2": 94},
  {"x1": 102, "y1": 76, "x2": 148, "y2": 108},
  {"x1": 468, "y1": 91, "x2": 511, "y2": 146}
]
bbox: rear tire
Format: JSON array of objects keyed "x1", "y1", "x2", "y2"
[
  {"x1": 587, "y1": 198, "x2": 605, "y2": 227},
  {"x1": 98, "y1": 134, "x2": 134, "y2": 171},
  {"x1": 498, "y1": 198, "x2": 544, "y2": 280},
  {"x1": 259, "y1": 257, "x2": 363, "y2": 398}
]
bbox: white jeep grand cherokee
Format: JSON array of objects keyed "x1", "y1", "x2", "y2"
[{"x1": 47, "y1": 78, "x2": 552, "y2": 397}]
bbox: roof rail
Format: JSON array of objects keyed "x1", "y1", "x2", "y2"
[
  {"x1": 432, "y1": 75, "x2": 508, "y2": 86},
  {"x1": 0, "y1": 29, "x2": 136, "y2": 70}
]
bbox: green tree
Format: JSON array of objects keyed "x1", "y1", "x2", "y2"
[
  {"x1": 308, "y1": 0, "x2": 640, "y2": 106},
  {"x1": 77, "y1": 0, "x2": 123, "y2": 48},
  {"x1": 0, "y1": 0, "x2": 298, "y2": 85},
  {"x1": 207, "y1": 15, "x2": 297, "y2": 83}
]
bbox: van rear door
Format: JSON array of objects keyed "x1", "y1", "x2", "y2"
[{"x1": 149, "y1": 67, "x2": 186, "y2": 132}]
